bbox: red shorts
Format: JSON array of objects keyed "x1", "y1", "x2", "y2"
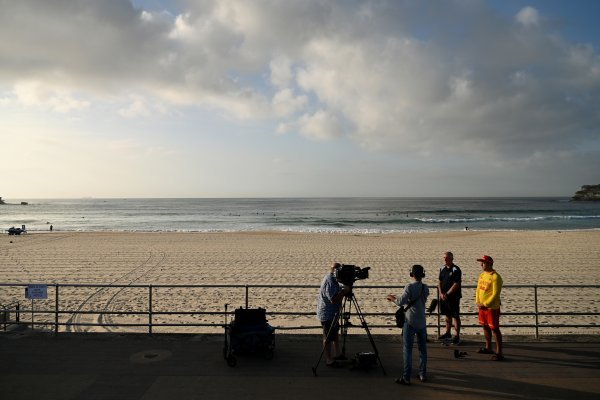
[{"x1": 478, "y1": 307, "x2": 501, "y2": 330}]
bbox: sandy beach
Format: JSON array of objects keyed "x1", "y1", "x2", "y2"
[{"x1": 1, "y1": 230, "x2": 599, "y2": 335}]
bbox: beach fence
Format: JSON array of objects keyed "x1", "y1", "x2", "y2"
[
  {"x1": 0, "y1": 283, "x2": 598, "y2": 337},
  {"x1": 1, "y1": 301, "x2": 20, "y2": 330}
]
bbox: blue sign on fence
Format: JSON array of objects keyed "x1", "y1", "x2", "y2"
[{"x1": 25, "y1": 284, "x2": 48, "y2": 299}]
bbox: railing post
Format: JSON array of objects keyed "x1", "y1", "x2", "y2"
[
  {"x1": 148, "y1": 285, "x2": 153, "y2": 336},
  {"x1": 436, "y1": 288, "x2": 441, "y2": 338},
  {"x1": 245, "y1": 285, "x2": 249, "y2": 309},
  {"x1": 30, "y1": 299, "x2": 35, "y2": 331},
  {"x1": 534, "y1": 285, "x2": 539, "y2": 340},
  {"x1": 55, "y1": 284, "x2": 59, "y2": 336}
]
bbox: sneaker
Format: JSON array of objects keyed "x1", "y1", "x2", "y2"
[
  {"x1": 394, "y1": 377, "x2": 410, "y2": 385},
  {"x1": 438, "y1": 332, "x2": 452, "y2": 340},
  {"x1": 452, "y1": 336, "x2": 461, "y2": 345},
  {"x1": 419, "y1": 374, "x2": 427, "y2": 383}
]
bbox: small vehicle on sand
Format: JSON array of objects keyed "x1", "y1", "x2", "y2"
[{"x1": 7, "y1": 227, "x2": 26, "y2": 235}]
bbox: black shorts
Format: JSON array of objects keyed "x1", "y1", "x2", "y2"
[
  {"x1": 440, "y1": 297, "x2": 461, "y2": 318},
  {"x1": 321, "y1": 319, "x2": 340, "y2": 342}
]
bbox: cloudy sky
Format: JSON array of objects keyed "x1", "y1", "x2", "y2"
[{"x1": 1, "y1": 0, "x2": 599, "y2": 198}]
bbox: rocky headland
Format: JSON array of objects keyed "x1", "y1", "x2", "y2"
[{"x1": 571, "y1": 185, "x2": 600, "y2": 201}]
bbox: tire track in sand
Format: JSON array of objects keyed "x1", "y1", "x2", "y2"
[{"x1": 65, "y1": 250, "x2": 165, "y2": 333}]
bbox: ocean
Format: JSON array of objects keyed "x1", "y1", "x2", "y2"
[{"x1": 1, "y1": 197, "x2": 599, "y2": 233}]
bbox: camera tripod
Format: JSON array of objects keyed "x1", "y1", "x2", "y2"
[{"x1": 312, "y1": 289, "x2": 386, "y2": 376}]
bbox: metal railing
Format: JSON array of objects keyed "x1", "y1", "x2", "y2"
[
  {"x1": 1, "y1": 301, "x2": 20, "y2": 330},
  {"x1": 0, "y1": 283, "x2": 598, "y2": 338}
]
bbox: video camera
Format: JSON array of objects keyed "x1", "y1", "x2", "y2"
[{"x1": 334, "y1": 263, "x2": 370, "y2": 286}]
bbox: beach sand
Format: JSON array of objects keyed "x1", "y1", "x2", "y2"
[{"x1": 1, "y1": 230, "x2": 599, "y2": 335}]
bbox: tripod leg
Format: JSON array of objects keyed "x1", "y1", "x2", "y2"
[
  {"x1": 312, "y1": 298, "x2": 346, "y2": 376},
  {"x1": 350, "y1": 295, "x2": 387, "y2": 375},
  {"x1": 340, "y1": 296, "x2": 349, "y2": 357},
  {"x1": 311, "y1": 343, "x2": 327, "y2": 377}
]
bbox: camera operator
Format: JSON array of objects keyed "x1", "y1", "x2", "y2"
[
  {"x1": 316, "y1": 262, "x2": 350, "y2": 367},
  {"x1": 387, "y1": 264, "x2": 429, "y2": 385}
]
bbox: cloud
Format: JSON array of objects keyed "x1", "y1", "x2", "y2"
[
  {"x1": 515, "y1": 6, "x2": 540, "y2": 27},
  {"x1": 297, "y1": 109, "x2": 344, "y2": 141},
  {"x1": 9, "y1": 81, "x2": 90, "y2": 113},
  {"x1": 271, "y1": 88, "x2": 307, "y2": 117},
  {"x1": 0, "y1": 0, "x2": 598, "y2": 165},
  {"x1": 269, "y1": 56, "x2": 294, "y2": 88},
  {"x1": 118, "y1": 95, "x2": 170, "y2": 118}
]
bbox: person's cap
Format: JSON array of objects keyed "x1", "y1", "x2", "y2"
[{"x1": 477, "y1": 255, "x2": 494, "y2": 265}]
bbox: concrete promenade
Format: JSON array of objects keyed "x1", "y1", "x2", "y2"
[{"x1": 1, "y1": 332, "x2": 599, "y2": 400}]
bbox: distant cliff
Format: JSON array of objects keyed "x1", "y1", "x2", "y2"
[
  {"x1": 571, "y1": 185, "x2": 600, "y2": 201},
  {"x1": 0, "y1": 197, "x2": 5, "y2": 205}
]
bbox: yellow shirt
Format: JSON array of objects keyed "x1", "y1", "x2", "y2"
[{"x1": 476, "y1": 270, "x2": 503, "y2": 309}]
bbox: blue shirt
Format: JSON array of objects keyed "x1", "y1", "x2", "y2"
[
  {"x1": 316, "y1": 273, "x2": 342, "y2": 322},
  {"x1": 395, "y1": 281, "x2": 429, "y2": 329}
]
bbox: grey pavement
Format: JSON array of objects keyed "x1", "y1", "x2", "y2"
[{"x1": 1, "y1": 331, "x2": 599, "y2": 400}]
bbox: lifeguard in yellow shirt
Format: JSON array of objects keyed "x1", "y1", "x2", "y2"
[{"x1": 475, "y1": 255, "x2": 504, "y2": 361}]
